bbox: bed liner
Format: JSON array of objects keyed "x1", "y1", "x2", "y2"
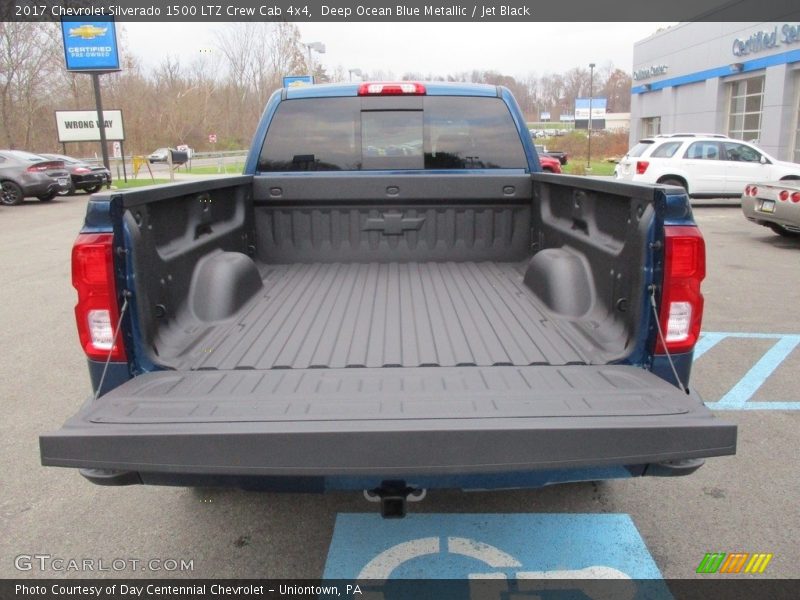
[{"x1": 161, "y1": 260, "x2": 593, "y2": 371}]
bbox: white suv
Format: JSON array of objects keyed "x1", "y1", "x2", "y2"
[{"x1": 614, "y1": 134, "x2": 800, "y2": 197}]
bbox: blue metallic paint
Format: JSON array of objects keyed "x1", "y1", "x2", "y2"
[{"x1": 87, "y1": 359, "x2": 130, "y2": 397}]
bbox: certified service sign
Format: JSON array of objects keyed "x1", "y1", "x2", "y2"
[{"x1": 61, "y1": 20, "x2": 120, "y2": 72}]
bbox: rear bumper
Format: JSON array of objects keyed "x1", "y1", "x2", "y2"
[
  {"x1": 742, "y1": 193, "x2": 800, "y2": 232},
  {"x1": 19, "y1": 173, "x2": 67, "y2": 196},
  {"x1": 77, "y1": 460, "x2": 705, "y2": 489},
  {"x1": 74, "y1": 170, "x2": 111, "y2": 189},
  {"x1": 41, "y1": 365, "x2": 736, "y2": 482}
]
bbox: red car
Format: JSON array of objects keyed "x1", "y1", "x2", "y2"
[{"x1": 539, "y1": 154, "x2": 562, "y2": 173}]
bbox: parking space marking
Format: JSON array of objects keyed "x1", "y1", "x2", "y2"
[
  {"x1": 324, "y1": 513, "x2": 664, "y2": 584},
  {"x1": 696, "y1": 332, "x2": 800, "y2": 410},
  {"x1": 692, "y1": 332, "x2": 726, "y2": 359}
]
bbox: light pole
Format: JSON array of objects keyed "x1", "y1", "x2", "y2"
[
  {"x1": 303, "y1": 41, "x2": 326, "y2": 76},
  {"x1": 587, "y1": 62, "x2": 595, "y2": 170},
  {"x1": 348, "y1": 68, "x2": 362, "y2": 81}
]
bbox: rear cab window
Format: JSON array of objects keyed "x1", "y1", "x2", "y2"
[
  {"x1": 257, "y1": 96, "x2": 527, "y2": 171},
  {"x1": 626, "y1": 141, "x2": 654, "y2": 158}
]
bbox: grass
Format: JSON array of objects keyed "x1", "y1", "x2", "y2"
[
  {"x1": 563, "y1": 160, "x2": 617, "y2": 176},
  {"x1": 527, "y1": 122, "x2": 575, "y2": 131},
  {"x1": 180, "y1": 163, "x2": 245, "y2": 175},
  {"x1": 111, "y1": 179, "x2": 171, "y2": 189}
]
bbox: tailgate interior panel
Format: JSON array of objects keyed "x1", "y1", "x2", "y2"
[{"x1": 41, "y1": 365, "x2": 736, "y2": 476}]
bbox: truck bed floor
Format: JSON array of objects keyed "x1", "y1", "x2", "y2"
[{"x1": 170, "y1": 261, "x2": 587, "y2": 370}]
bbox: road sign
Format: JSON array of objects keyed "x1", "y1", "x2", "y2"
[
  {"x1": 283, "y1": 75, "x2": 314, "y2": 87},
  {"x1": 208, "y1": 134, "x2": 217, "y2": 144},
  {"x1": 55, "y1": 109, "x2": 124, "y2": 142}
]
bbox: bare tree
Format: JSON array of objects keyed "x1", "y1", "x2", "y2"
[
  {"x1": 0, "y1": 21, "x2": 632, "y2": 157},
  {"x1": 601, "y1": 68, "x2": 632, "y2": 113},
  {"x1": 0, "y1": 23, "x2": 62, "y2": 148},
  {"x1": 268, "y1": 22, "x2": 306, "y2": 82}
]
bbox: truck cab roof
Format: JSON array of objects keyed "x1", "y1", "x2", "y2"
[{"x1": 285, "y1": 81, "x2": 500, "y2": 99}]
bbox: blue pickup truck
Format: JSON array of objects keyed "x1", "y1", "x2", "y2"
[{"x1": 41, "y1": 82, "x2": 735, "y2": 517}]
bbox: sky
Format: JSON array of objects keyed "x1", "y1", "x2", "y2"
[{"x1": 121, "y1": 22, "x2": 673, "y2": 79}]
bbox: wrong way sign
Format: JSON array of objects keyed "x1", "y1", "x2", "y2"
[{"x1": 55, "y1": 109, "x2": 125, "y2": 142}]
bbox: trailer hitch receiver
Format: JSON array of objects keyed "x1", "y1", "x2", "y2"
[{"x1": 364, "y1": 480, "x2": 427, "y2": 518}]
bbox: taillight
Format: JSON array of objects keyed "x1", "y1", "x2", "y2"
[
  {"x1": 74, "y1": 167, "x2": 91, "y2": 175},
  {"x1": 655, "y1": 226, "x2": 705, "y2": 355},
  {"x1": 636, "y1": 161, "x2": 649, "y2": 175},
  {"x1": 750, "y1": 186, "x2": 758, "y2": 196},
  {"x1": 357, "y1": 82, "x2": 426, "y2": 96},
  {"x1": 27, "y1": 160, "x2": 63, "y2": 172},
  {"x1": 778, "y1": 190, "x2": 789, "y2": 201},
  {"x1": 791, "y1": 192, "x2": 800, "y2": 204},
  {"x1": 744, "y1": 185, "x2": 751, "y2": 195},
  {"x1": 72, "y1": 233, "x2": 127, "y2": 361}
]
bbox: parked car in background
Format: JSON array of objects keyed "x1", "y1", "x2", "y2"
[
  {"x1": 535, "y1": 144, "x2": 568, "y2": 165},
  {"x1": 614, "y1": 134, "x2": 800, "y2": 197},
  {"x1": 538, "y1": 154, "x2": 562, "y2": 173},
  {"x1": 0, "y1": 150, "x2": 70, "y2": 205},
  {"x1": 40, "y1": 153, "x2": 111, "y2": 195},
  {"x1": 148, "y1": 147, "x2": 189, "y2": 165},
  {"x1": 741, "y1": 181, "x2": 800, "y2": 238},
  {"x1": 147, "y1": 148, "x2": 170, "y2": 163}
]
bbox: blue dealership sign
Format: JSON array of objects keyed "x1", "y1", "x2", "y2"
[
  {"x1": 283, "y1": 75, "x2": 315, "y2": 87},
  {"x1": 61, "y1": 20, "x2": 120, "y2": 72}
]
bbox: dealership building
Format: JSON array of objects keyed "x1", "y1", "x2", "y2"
[{"x1": 630, "y1": 22, "x2": 800, "y2": 162}]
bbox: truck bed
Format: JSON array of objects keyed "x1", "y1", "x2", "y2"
[
  {"x1": 128, "y1": 174, "x2": 656, "y2": 373},
  {"x1": 41, "y1": 176, "x2": 737, "y2": 484},
  {"x1": 163, "y1": 261, "x2": 588, "y2": 371}
]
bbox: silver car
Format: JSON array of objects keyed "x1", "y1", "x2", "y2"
[
  {"x1": 0, "y1": 150, "x2": 71, "y2": 205},
  {"x1": 741, "y1": 181, "x2": 800, "y2": 238}
]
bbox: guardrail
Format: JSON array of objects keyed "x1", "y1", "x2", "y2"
[
  {"x1": 76, "y1": 150, "x2": 249, "y2": 181},
  {"x1": 76, "y1": 150, "x2": 249, "y2": 165}
]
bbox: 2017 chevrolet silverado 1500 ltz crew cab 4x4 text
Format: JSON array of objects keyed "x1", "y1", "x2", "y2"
[{"x1": 41, "y1": 82, "x2": 735, "y2": 518}]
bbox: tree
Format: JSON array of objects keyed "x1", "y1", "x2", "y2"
[
  {"x1": 214, "y1": 22, "x2": 309, "y2": 145},
  {"x1": 601, "y1": 68, "x2": 632, "y2": 112},
  {"x1": 0, "y1": 23, "x2": 62, "y2": 149}
]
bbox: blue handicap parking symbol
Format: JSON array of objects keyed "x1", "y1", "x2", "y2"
[{"x1": 324, "y1": 513, "x2": 665, "y2": 597}]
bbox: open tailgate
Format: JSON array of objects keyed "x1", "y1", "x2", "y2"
[{"x1": 41, "y1": 365, "x2": 735, "y2": 476}]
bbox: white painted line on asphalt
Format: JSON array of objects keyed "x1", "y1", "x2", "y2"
[
  {"x1": 447, "y1": 537, "x2": 521, "y2": 568},
  {"x1": 357, "y1": 537, "x2": 439, "y2": 579}
]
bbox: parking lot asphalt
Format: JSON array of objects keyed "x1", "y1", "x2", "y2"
[{"x1": 0, "y1": 195, "x2": 798, "y2": 581}]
